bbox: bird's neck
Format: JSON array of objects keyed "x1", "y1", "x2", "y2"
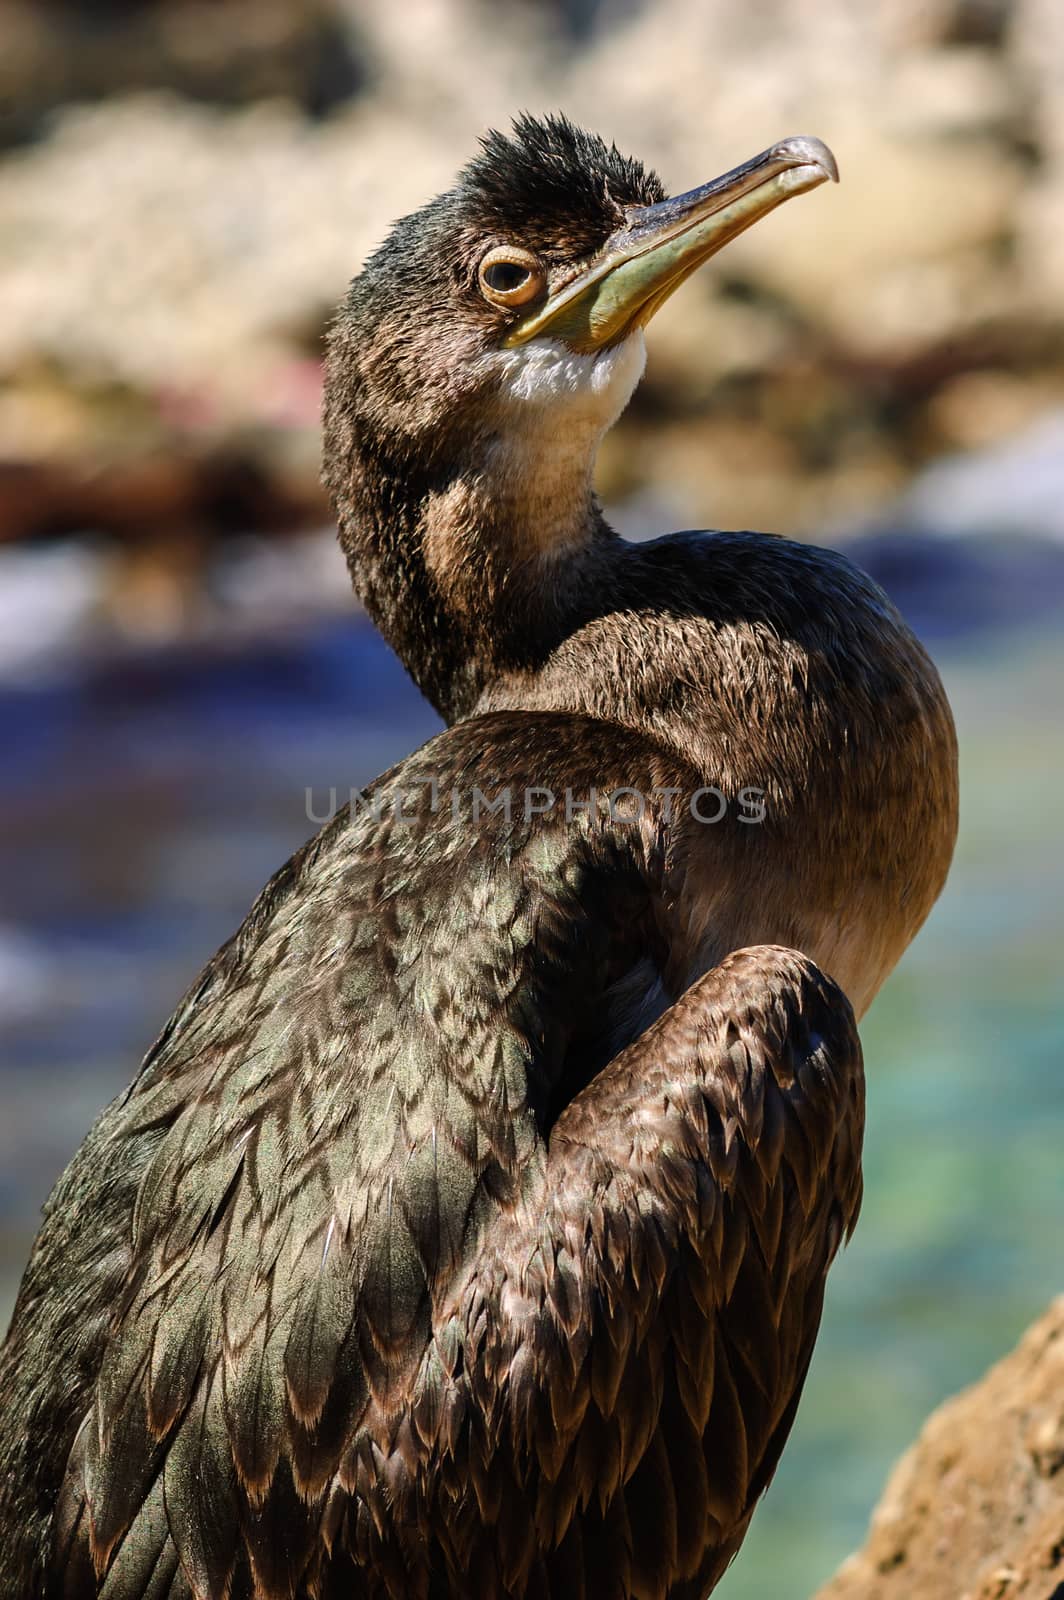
[
  {"x1": 354, "y1": 459, "x2": 611, "y2": 723},
  {"x1": 327, "y1": 337, "x2": 646, "y2": 721}
]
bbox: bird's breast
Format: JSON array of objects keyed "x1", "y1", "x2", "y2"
[{"x1": 478, "y1": 596, "x2": 957, "y2": 1018}]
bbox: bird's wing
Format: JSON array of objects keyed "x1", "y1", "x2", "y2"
[
  {"x1": 19, "y1": 711, "x2": 862, "y2": 1600},
  {"x1": 453, "y1": 942, "x2": 863, "y2": 1600}
]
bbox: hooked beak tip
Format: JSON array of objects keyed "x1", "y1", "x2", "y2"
[
  {"x1": 770, "y1": 135, "x2": 839, "y2": 184},
  {"x1": 505, "y1": 133, "x2": 840, "y2": 352}
]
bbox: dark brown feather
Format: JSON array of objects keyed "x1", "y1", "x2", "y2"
[
  {"x1": 4, "y1": 718, "x2": 863, "y2": 1599},
  {"x1": 2, "y1": 108, "x2": 953, "y2": 1599}
]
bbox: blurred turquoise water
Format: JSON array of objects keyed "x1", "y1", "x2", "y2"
[{"x1": 0, "y1": 613, "x2": 1060, "y2": 1597}]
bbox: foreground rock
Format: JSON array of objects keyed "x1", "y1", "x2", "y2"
[{"x1": 815, "y1": 1298, "x2": 1064, "y2": 1600}]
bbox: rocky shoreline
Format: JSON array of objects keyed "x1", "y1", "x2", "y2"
[
  {"x1": 4, "y1": 0, "x2": 1064, "y2": 548},
  {"x1": 815, "y1": 1299, "x2": 1064, "y2": 1600}
]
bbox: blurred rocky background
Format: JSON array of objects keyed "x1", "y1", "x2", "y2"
[
  {"x1": 4, "y1": 0, "x2": 1064, "y2": 640},
  {"x1": 1, "y1": 3, "x2": 1062, "y2": 1598}
]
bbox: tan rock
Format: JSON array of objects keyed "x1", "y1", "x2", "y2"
[
  {"x1": 2, "y1": 0, "x2": 1064, "y2": 543},
  {"x1": 815, "y1": 1299, "x2": 1064, "y2": 1600}
]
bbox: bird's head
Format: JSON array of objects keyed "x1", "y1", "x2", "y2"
[{"x1": 323, "y1": 115, "x2": 837, "y2": 714}]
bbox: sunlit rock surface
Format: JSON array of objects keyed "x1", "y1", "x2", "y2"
[
  {"x1": 2, "y1": 0, "x2": 1064, "y2": 542},
  {"x1": 815, "y1": 1299, "x2": 1064, "y2": 1600}
]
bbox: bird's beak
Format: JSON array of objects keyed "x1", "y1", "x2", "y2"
[{"x1": 505, "y1": 135, "x2": 838, "y2": 353}]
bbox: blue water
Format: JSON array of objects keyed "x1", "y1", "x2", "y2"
[{"x1": 0, "y1": 603, "x2": 1061, "y2": 1598}]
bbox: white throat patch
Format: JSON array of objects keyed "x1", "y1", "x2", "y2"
[
  {"x1": 421, "y1": 333, "x2": 645, "y2": 586},
  {"x1": 490, "y1": 332, "x2": 646, "y2": 422},
  {"x1": 474, "y1": 333, "x2": 646, "y2": 550}
]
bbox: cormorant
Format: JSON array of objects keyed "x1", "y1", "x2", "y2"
[{"x1": 0, "y1": 116, "x2": 958, "y2": 1599}]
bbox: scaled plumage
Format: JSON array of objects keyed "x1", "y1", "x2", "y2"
[{"x1": 0, "y1": 115, "x2": 956, "y2": 1599}]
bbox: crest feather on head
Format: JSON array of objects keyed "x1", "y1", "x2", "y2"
[{"x1": 457, "y1": 113, "x2": 666, "y2": 248}]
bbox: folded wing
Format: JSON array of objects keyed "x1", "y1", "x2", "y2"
[{"x1": 2, "y1": 713, "x2": 861, "y2": 1600}]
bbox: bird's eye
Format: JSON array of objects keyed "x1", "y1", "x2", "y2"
[
  {"x1": 477, "y1": 246, "x2": 545, "y2": 308},
  {"x1": 485, "y1": 262, "x2": 530, "y2": 293}
]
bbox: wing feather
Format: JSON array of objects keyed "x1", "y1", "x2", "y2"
[{"x1": 2, "y1": 714, "x2": 862, "y2": 1600}]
